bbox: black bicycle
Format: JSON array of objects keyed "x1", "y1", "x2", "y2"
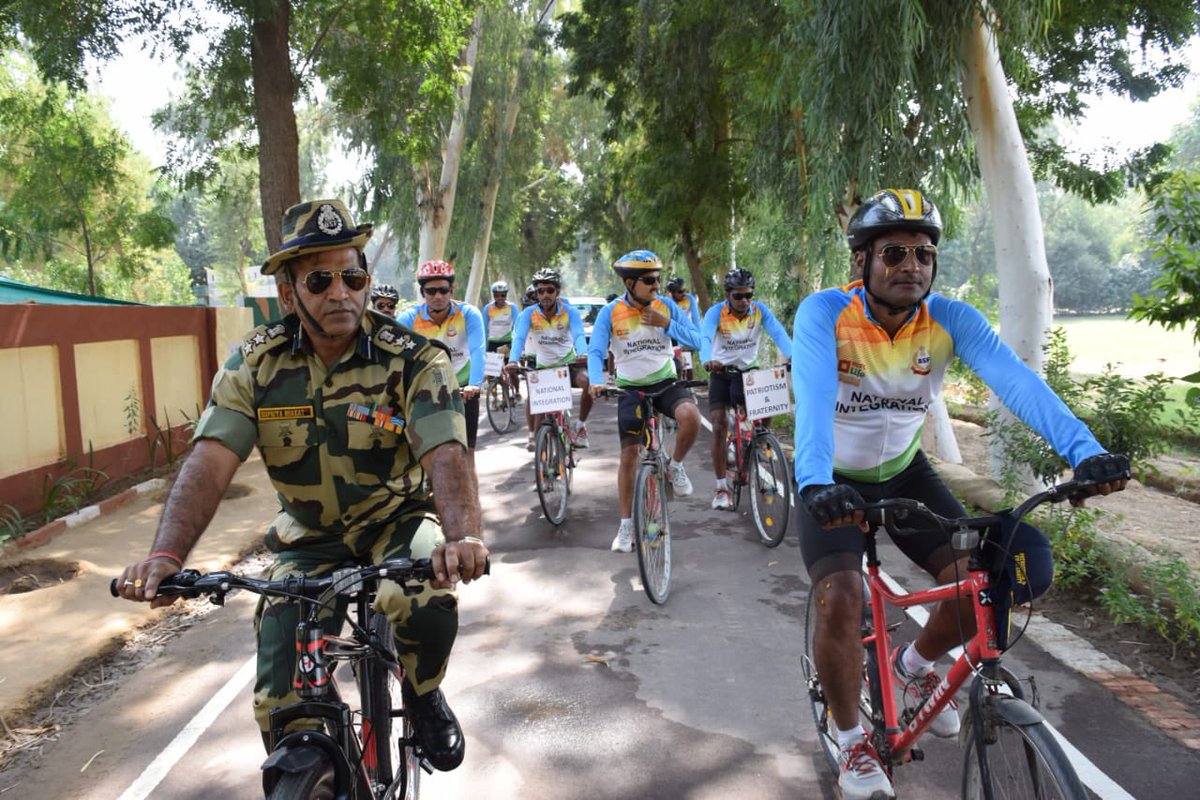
[
  {"x1": 603, "y1": 378, "x2": 707, "y2": 604},
  {"x1": 111, "y1": 558, "x2": 486, "y2": 799}
]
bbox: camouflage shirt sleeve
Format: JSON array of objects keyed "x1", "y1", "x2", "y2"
[
  {"x1": 403, "y1": 342, "x2": 468, "y2": 460},
  {"x1": 191, "y1": 349, "x2": 258, "y2": 461}
]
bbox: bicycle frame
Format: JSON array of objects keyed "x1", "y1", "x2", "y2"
[{"x1": 862, "y1": 548, "x2": 1001, "y2": 764}]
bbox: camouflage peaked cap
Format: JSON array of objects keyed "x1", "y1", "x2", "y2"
[{"x1": 261, "y1": 199, "x2": 374, "y2": 275}]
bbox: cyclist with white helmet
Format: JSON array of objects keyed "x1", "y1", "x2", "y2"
[
  {"x1": 396, "y1": 260, "x2": 486, "y2": 453},
  {"x1": 587, "y1": 250, "x2": 703, "y2": 553},
  {"x1": 483, "y1": 281, "x2": 516, "y2": 352},
  {"x1": 701, "y1": 267, "x2": 792, "y2": 511},
  {"x1": 793, "y1": 188, "x2": 1130, "y2": 800},
  {"x1": 508, "y1": 268, "x2": 592, "y2": 450},
  {"x1": 370, "y1": 283, "x2": 399, "y2": 317}
]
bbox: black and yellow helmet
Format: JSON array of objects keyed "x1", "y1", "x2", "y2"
[{"x1": 846, "y1": 189, "x2": 942, "y2": 251}]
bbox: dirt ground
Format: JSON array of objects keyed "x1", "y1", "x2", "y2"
[{"x1": 948, "y1": 418, "x2": 1200, "y2": 709}]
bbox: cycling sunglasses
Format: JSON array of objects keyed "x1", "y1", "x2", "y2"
[
  {"x1": 536, "y1": 286, "x2": 558, "y2": 295},
  {"x1": 636, "y1": 275, "x2": 660, "y2": 286},
  {"x1": 374, "y1": 301, "x2": 397, "y2": 311},
  {"x1": 422, "y1": 285, "x2": 453, "y2": 296},
  {"x1": 730, "y1": 292, "x2": 754, "y2": 301},
  {"x1": 878, "y1": 243, "x2": 937, "y2": 268},
  {"x1": 300, "y1": 268, "x2": 368, "y2": 294}
]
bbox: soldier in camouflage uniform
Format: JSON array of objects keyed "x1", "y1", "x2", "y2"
[{"x1": 117, "y1": 199, "x2": 487, "y2": 773}]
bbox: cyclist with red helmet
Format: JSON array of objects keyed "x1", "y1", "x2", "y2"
[
  {"x1": 397, "y1": 260, "x2": 486, "y2": 453},
  {"x1": 701, "y1": 267, "x2": 792, "y2": 511},
  {"x1": 792, "y1": 188, "x2": 1129, "y2": 800},
  {"x1": 586, "y1": 250, "x2": 704, "y2": 552}
]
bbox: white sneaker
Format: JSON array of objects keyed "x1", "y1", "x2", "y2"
[
  {"x1": 711, "y1": 487, "x2": 733, "y2": 510},
  {"x1": 611, "y1": 521, "x2": 634, "y2": 553},
  {"x1": 666, "y1": 462, "x2": 693, "y2": 496},
  {"x1": 837, "y1": 735, "x2": 894, "y2": 800},
  {"x1": 892, "y1": 644, "x2": 961, "y2": 738},
  {"x1": 573, "y1": 423, "x2": 590, "y2": 449}
]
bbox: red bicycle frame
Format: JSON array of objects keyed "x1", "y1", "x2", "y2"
[{"x1": 863, "y1": 555, "x2": 1002, "y2": 763}]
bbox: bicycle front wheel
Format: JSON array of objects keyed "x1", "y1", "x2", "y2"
[
  {"x1": 535, "y1": 424, "x2": 569, "y2": 525},
  {"x1": 267, "y1": 762, "x2": 336, "y2": 800},
  {"x1": 633, "y1": 460, "x2": 672, "y2": 604},
  {"x1": 486, "y1": 379, "x2": 515, "y2": 434},
  {"x1": 802, "y1": 577, "x2": 882, "y2": 776},
  {"x1": 749, "y1": 431, "x2": 791, "y2": 547},
  {"x1": 961, "y1": 695, "x2": 1087, "y2": 800}
]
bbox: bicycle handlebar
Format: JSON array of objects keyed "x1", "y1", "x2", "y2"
[
  {"x1": 861, "y1": 479, "x2": 1097, "y2": 539},
  {"x1": 109, "y1": 557, "x2": 491, "y2": 600},
  {"x1": 707, "y1": 362, "x2": 791, "y2": 375}
]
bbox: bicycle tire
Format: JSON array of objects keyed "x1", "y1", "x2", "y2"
[
  {"x1": 749, "y1": 431, "x2": 791, "y2": 547},
  {"x1": 802, "y1": 576, "x2": 882, "y2": 776},
  {"x1": 726, "y1": 428, "x2": 744, "y2": 511},
  {"x1": 486, "y1": 379, "x2": 517, "y2": 434},
  {"x1": 633, "y1": 460, "x2": 672, "y2": 604},
  {"x1": 358, "y1": 612, "x2": 402, "y2": 793},
  {"x1": 267, "y1": 762, "x2": 337, "y2": 800},
  {"x1": 961, "y1": 696, "x2": 1087, "y2": 800},
  {"x1": 535, "y1": 423, "x2": 569, "y2": 525}
]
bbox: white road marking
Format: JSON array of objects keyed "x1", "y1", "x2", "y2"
[
  {"x1": 877, "y1": 566, "x2": 1134, "y2": 800},
  {"x1": 117, "y1": 655, "x2": 256, "y2": 800}
]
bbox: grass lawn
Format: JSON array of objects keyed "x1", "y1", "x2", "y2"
[{"x1": 1056, "y1": 314, "x2": 1199, "y2": 379}]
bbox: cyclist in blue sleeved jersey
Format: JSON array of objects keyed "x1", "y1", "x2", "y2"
[
  {"x1": 791, "y1": 188, "x2": 1130, "y2": 800},
  {"x1": 700, "y1": 267, "x2": 792, "y2": 510},
  {"x1": 666, "y1": 277, "x2": 702, "y2": 378},
  {"x1": 396, "y1": 260, "x2": 486, "y2": 453},
  {"x1": 587, "y1": 250, "x2": 704, "y2": 553},
  {"x1": 507, "y1": 268, "x2": 592, "y2": 450}
]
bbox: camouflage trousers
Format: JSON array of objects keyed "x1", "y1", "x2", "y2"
[{"x1": 252, "y1": 509, "x2": 458, "y2": 736}]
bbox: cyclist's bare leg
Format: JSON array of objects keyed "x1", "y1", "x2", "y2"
[
  {"x1": 812, "y1": 570, "x2": 868, "y2": 731},
  {"x1": 573, "y1": 371, "x2": 593, "y2": 422},
  {"x1": 618, "y1": 443, "x2": 639, "y2": 517},
  {"x1": 709, "y1": 407, "x2": 728, "y2": 479},
  {"x1": 911, "y1": 556, "x2": 976, "y2": 661},
  {"x1": 670, "y1": 400, "x2": 701, "y2": 462}
]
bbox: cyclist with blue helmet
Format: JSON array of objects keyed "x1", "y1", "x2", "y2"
[{"x1": 587, "y1": 250, "x2": 703, "y2": 553}]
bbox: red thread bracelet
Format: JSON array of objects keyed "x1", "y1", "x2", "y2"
[{"x1": 147, "y1": 550, "x2": 185, "y2": 569}]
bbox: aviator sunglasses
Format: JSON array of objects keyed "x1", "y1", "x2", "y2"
[
  {"x1": 878, "y1": 243, "x2": 937, "y2": 268},
  {"x1": 300, "y1": 268, "x2": 368, "y2": 294}
]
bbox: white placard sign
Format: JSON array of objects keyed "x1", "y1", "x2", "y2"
[
  {"x1": 743, "y1": 366, "x2": 793, "y2": 419},
  {"x1": 526, "y1": 367, "x2": 574, "y2": 413},
  {"x1": 484, "y1": 351, "x2": 505, "y2": 378}
]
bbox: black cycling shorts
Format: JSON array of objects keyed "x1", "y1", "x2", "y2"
[
  {"x1": 465, "y1": 392, "x2": 479, "y2": 448},
  {"x1": 486, "y1": 340, "x2": 509, "y2": 353},
  {"x1": 707, "y1": 371, "x2": 746, "y2": 414},
  {"x1": 798, "y1": 450, "x2": 965, "y2": 583},
  {"x1": 617, "y1": 378, "x2": 693, "y2": 447}
]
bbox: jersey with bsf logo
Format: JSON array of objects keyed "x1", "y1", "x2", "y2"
[
  {"x1": 700, "y1": 300, "x2": 791, "y2": 370},
  {"x1": 482, "y1": 301, "x2": 516, "y2": 343},
  {"x1": 191, "y1": 313, "x2": 467, "y2": 540},
  {"x1": 508, "y1": 299, "x2": 586, "y2": 368},
  {"x1": 587, "y1": 295, "x2": 701, "y2": 387},
  {"x1": 791, "y1": 281, "x2": 1104, "y2": 490},
  {"x1": 396, "y1": 300, "x2": 485, "y2": 388}
]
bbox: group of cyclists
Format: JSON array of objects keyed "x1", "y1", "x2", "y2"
[{"x1": 115, "y1": 189, "x2": 1131, "y2": 800}]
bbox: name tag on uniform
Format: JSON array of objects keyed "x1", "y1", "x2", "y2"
[
  {"x1": 258, "y1": 405, "x2": 314, "y2": 421},
  {"x1": 347, "y1": 403, "x2": 405, "y2": 433}
]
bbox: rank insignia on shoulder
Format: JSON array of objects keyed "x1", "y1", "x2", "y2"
[
  {"x1": 243, "y1": 323, "x2": 290, "y2": 356},
  {"x1": 377, "y1": 328, "x2": 418, "y2": 351},
  {"x1": 347, "y1": 403, "x2": 405, "y2": 433}
]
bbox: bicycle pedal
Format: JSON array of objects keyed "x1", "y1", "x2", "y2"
[{"x1": 910, "y1": 747, "x2": 924, "y2": 762}]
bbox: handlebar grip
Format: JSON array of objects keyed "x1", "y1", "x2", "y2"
[{"x1": 110, "y1": 570, "x2": 202, "y2": 598}]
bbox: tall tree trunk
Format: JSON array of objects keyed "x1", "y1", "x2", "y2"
[
  {"x1": 961, "y1": 12, "x2": 1054, "y2": 483},
  {"x1": 416, "y1": 14, "x2": 482, "y2": 265},
  {"x1": 251, "y1": 0, "x2": 301, "y2": 253},
  {"x1": 680, "y1": 221, "x2": 710, "y2": 308}
]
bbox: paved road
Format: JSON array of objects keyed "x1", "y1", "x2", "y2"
[{"x1": 11, "y1": 397, "x2": 1198, "y2": 798}]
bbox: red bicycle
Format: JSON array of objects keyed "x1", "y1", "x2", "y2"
[{"x1": 802, "y1": 481, "x2": 1097, "y2": 799}]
